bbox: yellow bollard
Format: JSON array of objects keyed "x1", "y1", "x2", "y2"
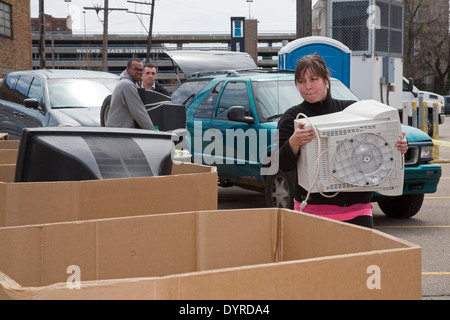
[
  {"x1": 411, "y1": 101, "x2": 417, "y2": 128},
  {"x1": 432, "y1": 102, "x2": 439, "y2": 159},
  {"x1": 421, "y1": 100, "x2": 428, "y2": 134}
]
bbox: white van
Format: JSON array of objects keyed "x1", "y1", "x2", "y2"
[
  {"x1": 402, "y1": 77, "x2": 445, "y2": 136},
  {"x1": 445, "y1": 95, "x2": 450, "y2": 114}
]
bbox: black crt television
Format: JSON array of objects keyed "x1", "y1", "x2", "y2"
[
  {"x1": 14, "y1": 127, "x2": 175, "y2": 183},
  {"x1": 138, "y1": 88, "x2": 186, "y2": 131}
]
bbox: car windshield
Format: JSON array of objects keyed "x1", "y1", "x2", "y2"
[
  {"x1": 252, "y1": 78, "x2": 358, "y2": 120},
  {"x1": 47, "y1": 78, "x2": 118, "y2": 109},
  {"x1": 252, "y1": 80, "x2": 302, "y2": 120},
  {"x1": 330, "y1": 79, "x2": 359, "y2": 101},
  {"x1": 171, "y1": 79, "x2": 210, "y2": 106}
]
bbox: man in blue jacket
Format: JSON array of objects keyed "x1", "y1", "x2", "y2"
[{"x1": 106, "y1": 58, "x2": 155, "y2": 130}]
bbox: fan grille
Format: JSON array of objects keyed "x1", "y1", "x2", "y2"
[{"x1": 331, "y1": 133, "x2": 394, "y2": 187}]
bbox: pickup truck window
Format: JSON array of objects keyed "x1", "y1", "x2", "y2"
[
  {"x1": 0, "y1": 74, "x2": 18, "y2": 101},
  {"x1": 215, "y1": 81, "x2": 251, "y2": 119},
  {"x1": 171, "y1": 80, "x2": 209, "y2": 106},
  {"x1": 193, "y1": 81, "x2": 223, "y2": 119},
  {"x1": 12, "y1": 75, "x2": 33, "y2": 104},
  {"x1": 28, "y1": 78, "x2": 43, "y2": 102}
]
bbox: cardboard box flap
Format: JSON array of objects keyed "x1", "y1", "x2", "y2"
[
  {"x1": 0, "y1": 272, "x2": 160, "y2": 300},
  {"x1": 0, "y1": 140, "x2": 19, "y2": 148},
  {"x1": 1, "y1": 180, "x2": 78, "y2": 227},
  {"x1": 0, "y1": 226, "x2": 43, "y2": 288},
  {"x1": 95, "y1": 213, "x2": 198, "y2": 280},
  {"x1": 163, "y1": 247, "x2": 420, "y2": 300},
  {"x1": 170, "y1": 161, "x2": 216, "y2": 175},
  {"x1": 0, "y1": 162, "x2": 218, "y2": 227},
  {"x1": 0, "y1": 150, "x2": 18, "y2": 165},
  {"x1": 196, "y1": 209, "x2": 278, "y2": 271},
  {"x1": 76, "y1": 173, "x2": 217, "y2": 220},
  {"x1": 0, "y1": 271, "x2": 23, "y2": 299},
  {"x1": 0, "y1": 165, "x2": 15, "y2": 183},
  {"x1": 280, "y1": 210, "x2": 412, "y2": 262}
]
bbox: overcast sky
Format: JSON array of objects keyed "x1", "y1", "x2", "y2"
[{"x1": 30, "y1": 0, "x2": 318, "y2": 34}]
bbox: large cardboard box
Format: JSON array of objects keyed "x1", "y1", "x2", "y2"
[
  {"x1": 0, "y1": 208, "x2": 421, "y2": 300},
  {"x1": 0, "y1": 162, "x2": 217, "y2": 227}
]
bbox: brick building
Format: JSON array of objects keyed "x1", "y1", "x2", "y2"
[
  {"x1": 0, "y1": 0, "x2": 32, "y2": 79},
  {"x1": 31, "y1": 14, "x2": 71, "y2": 34}
]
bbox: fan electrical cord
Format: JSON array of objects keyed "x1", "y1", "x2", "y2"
[
  {"x1": 296, "y1": 113, "x2": 339, "y2": 213},
  {"x1": 144, "y1": 100, "x2": 173, "y2": 111}
]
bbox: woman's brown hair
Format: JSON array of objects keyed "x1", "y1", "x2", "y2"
[{"x1": 294, "y1": 53, "x2": 331, "y2": 99}]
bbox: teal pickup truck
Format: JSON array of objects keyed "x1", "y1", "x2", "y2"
[
  {"x1": 169, "y1": 53, "x2": 441, "y2": 219},
  {"x1": 374, "y1": 124, "x2": 441, "y2": 217}
]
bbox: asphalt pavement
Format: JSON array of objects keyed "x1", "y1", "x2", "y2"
[
  {"x1": 218, "y1": 115, "x2": 450, "y2": 300},
  {"x1": 374, "y1": 116, "x2": 450, "y2": 300}
]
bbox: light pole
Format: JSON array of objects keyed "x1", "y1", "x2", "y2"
[
  {"x1": 84, "y1": 1, "x2": 127, "y2": 71},
  {"x1": 83, "y1": 10, "x2": 86, "y2": 36},
  {"x1": 127, "y1": 0, "x2": 155, "y2": 63},
  {"x1": 297, "y1": 0, "x2": 312, "y2": 38},
  {"x1": 39, "y1": 0, "x2": 46, "y2": 69},
  {"x1": 247, "y1": 0, "x2": 253, "y2": 19}
]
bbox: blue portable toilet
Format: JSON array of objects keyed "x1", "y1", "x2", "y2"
[{"x1": 278, "y1": 36, "x2": 351, "y2": 88}]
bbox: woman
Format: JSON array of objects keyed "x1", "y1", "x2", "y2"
[{"x1": 277, "y1": 53, "x2": 408, "y2": 228}]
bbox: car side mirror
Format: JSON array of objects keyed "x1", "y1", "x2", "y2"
[
  {"x1": 408, "y1": 78, "x2": 418, "y2": 98},
  {"x1": 407, "y1": 78, "x2": 414, "y2": 91},
  {"x1": 227, "y1": 106, "x2": 255, "y2": 124},
  {"x1": 24, "y1": 98, "x2": 41, "y2": 110}
]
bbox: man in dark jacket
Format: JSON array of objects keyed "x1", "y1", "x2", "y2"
[{"x1": 140, "y1": 63, "x2": 171, "y2": 97}]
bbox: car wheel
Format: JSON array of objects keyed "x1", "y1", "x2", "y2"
[
  {"x1": 377, "y1": 194, "x2": 424, "y2": 218},
  {"x1": 264, "y1": 170, "x2": 294, "y2": 209},
  {"x1": 101, "y1": 95, "x2": 112, "y2": 127}
]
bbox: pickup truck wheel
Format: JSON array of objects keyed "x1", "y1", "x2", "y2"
[
  {"x1": 101, "y1": 95, "x2": 112, "y2": 127},
  {"x1": 264, "y1": 171, "x2": 294, "y2": 209},
  {"x1": 377, "y1": 194, "x2": 424, "y2": 218}
]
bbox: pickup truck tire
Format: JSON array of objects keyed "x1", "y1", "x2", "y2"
[
  {"x1": 100, "y1": 95, "x2": 112, "y2": 127},
  {"x1": 264, "y1": 170, "x2": 294, "y2": 209},
  {"x1": 377, "y1": 194, "x2": 424, "y2": 218}
]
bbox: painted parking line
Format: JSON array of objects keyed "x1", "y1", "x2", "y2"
[
  {"x1": 422, "y1": 272, "x2": 450, "y2": 275},
  {"x1": 376, "y1": 226, "x2": 450, "y2": 277},
  {"x1": 376, "y1": 225, "x2": 450, "y2": 229},
  {"x1": 433, "y1": 140, "x2": 450, "y2": 147}
]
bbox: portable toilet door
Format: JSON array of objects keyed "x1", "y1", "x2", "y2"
[{"x1": 278, "y1": 36, "x2": 351, "y2": 88}]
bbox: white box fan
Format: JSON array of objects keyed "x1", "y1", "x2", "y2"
[{"x1": 296, "y1": 100, "x2": 404, "y2": 196}]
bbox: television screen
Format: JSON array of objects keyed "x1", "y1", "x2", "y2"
[{"x1": 15, "y1": 127, "x2": 175, "y2": 182}]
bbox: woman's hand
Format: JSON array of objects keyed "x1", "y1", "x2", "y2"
[
  {"x1": 289, "y1": 122, "x2": 315, "y2": 154},
  {"x1": 396, "y1": 132, "x2": 408, "y2": 154}
]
